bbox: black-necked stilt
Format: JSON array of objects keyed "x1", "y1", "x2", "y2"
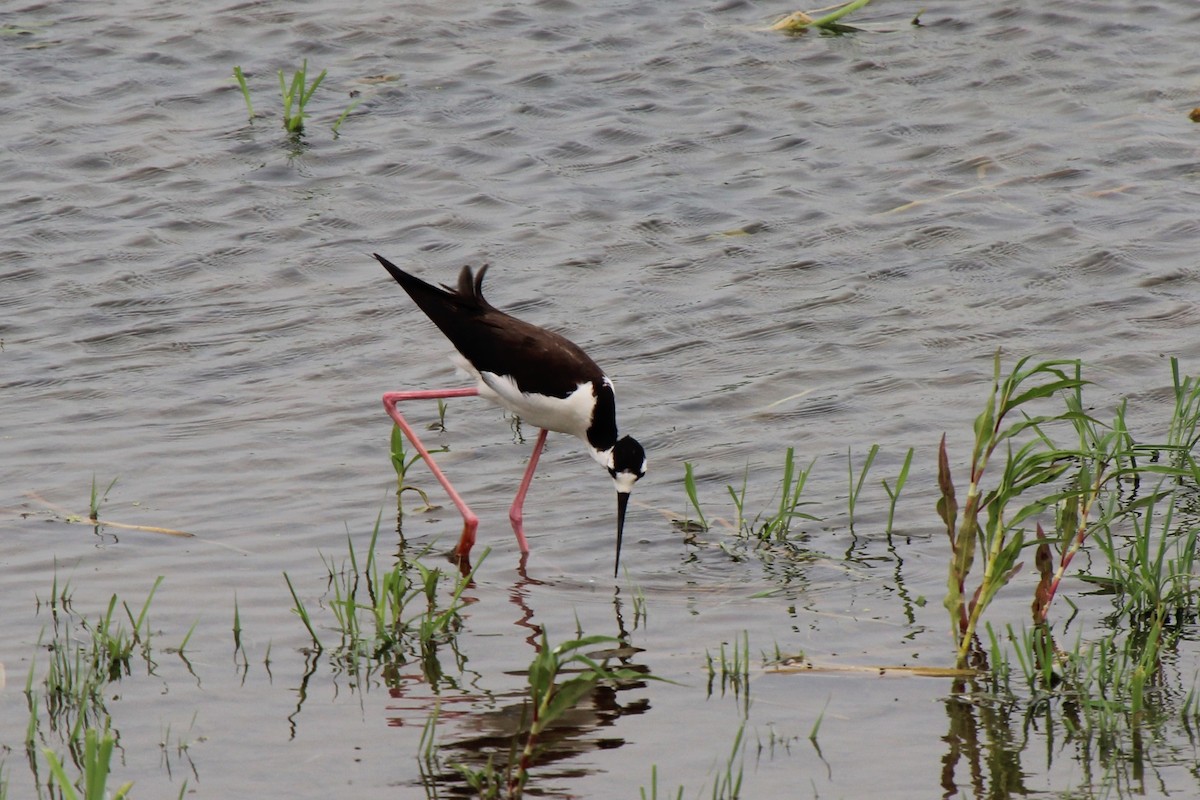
[{"x1": 375, "y1": 253, "x2": 647, "y2": 576}]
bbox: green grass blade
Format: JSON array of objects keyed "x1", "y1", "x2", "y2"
[
  {"x1": 683, "y1": 462, "x2": 708, "y2": 530},
  {"x1": 233, "y1": 65, "x2": 255, "y2": 121}
]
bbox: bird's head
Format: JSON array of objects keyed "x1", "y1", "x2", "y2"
[{"x1": 608, "y1": 435, "x2": 646, "y2": 578}]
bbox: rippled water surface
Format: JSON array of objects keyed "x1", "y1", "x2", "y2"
[{"x1": 5, "y1": 0, "x2": 1200, "y2": 797}]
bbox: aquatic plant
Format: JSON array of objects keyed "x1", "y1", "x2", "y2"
[
  {"x1": 232, "y1": 65, "x2": 254, "y2": 122},
  {"x1": 390, "y1": 423, "x2": 440, "y2": 519},
  {"x1": 232, "y1": 594, "x2": 247, "y2": 672},
  {"x1": 42, "y1": 723, "x2": 132, "y2": 800},
  {"x1": 1078, "y1": 360, "x2": 1200, "y2": 625},
  {"x1": 845, "y1": 444, "x2": 878, "y2": 530},
  {"x1": 278, "y1": 59, "x2": 325, "y2": 134},
  {"x1": 683, "y1": 442, "x2": 915, "y2": 548},
  {"x1": 286, "y1": 515, "x2": 479, "y2": 678},
  {"x1": 232, "y1": 60, "x2": 359, "y2": 135},
  {"x1": 509, "y1": 629, "x2": 648, "y2": 797},
  {"x1": 738, "y1": 447, "x2": 819, "y2": 541},
  {"x1": 332, "y1": 94, "x2": 362, "y2": 136},
  {"x1": 936, "y1": 353, "x2": 1084, "y2": 668},
  {"x1": 640, "y1": 765, "x2": 684, "y2": 800},
  {"x1": 946, "y1": 354, "x2": 1200, "y2": 741},
  {"x1": 882, "y1": 447, "x2": 914, "y2": 535},
  {"x1": 704, "y1": 631, "x2": 750, "y2": 705},
  {"x1": 639, "y1": 723, "x2": 745, "y2": 800},
  {"x1": 680, "y1": 446, "x2": 819, "y2": 543},
  {"x1": 32, "y1": 577, "x2": 164, "y2": 751},
  {"x1": 87, "y1": 475, "x2": 118, "y2": 522},
  {"x1": 710, "y1": 722, "x2": 746, "y2": 800},
  {"x1": 18, "y1": 575, "x2": 168, "y2": 800},
  {"x1": 682, "y1": 461, "x2": 709, "y2": 532},
  {"x1": 629, "y1": 580, "x2": 648, "y2": 629},
  {"x1": 771, "y1": 0, "x2": 874, "y2": 34}
]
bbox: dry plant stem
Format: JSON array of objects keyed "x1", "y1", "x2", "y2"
[{"x1": 26, "y1": 491, "x2": 193, "y2": 537}]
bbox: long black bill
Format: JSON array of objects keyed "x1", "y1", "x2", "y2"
[{"x1": 614, "y1": 491, "x2": 630, "y2": 578}]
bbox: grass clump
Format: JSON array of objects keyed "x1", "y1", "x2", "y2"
[
  {"x1": 87, "y1": 475, "x2": 118, "y2": 522},
  {"x1": 34, "y1": 578, "x2": 163, "y2": 734},
  {"x1": 23, "y1": 576, "x2": 166, "y2": 789},
  {"x1": 715, "y1": 446, "x2": 819, "y2": 543},
  {"x1": 232, "y1": 59, "x2": 360, "y2": 136},
  {"x1": 42, "y1": 723, "x2": 132, "y2": 800},
  {"x1": 277, "y1": 59, "x2": 325, "y2": 134},
  {"x1": 704, "y1": 631, "x2": 751, "y2": 706},
  {"x1": 285, "y1": 514, "x2": 479, "y2": 682},
  {"x1": 943, "y1": 353, "x2": 1200, "y2": 748},
  {"x1": 680, "y1": 443, "x2": 918, "y2": 564}
]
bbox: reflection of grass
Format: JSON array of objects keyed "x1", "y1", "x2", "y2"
[
  {"x1": 509, "y1": 630, "x2": 648, "y2": 796},
  {"x1": 704, "y1": 631, "x2": 750, "y2": 708},
  {"x1": 420, "y1": 627, "x2": 656, "y2": 798}
]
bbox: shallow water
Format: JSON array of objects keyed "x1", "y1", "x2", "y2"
[{"x1": 4, "y1": 0, "x2": 1200, "y2": 797}]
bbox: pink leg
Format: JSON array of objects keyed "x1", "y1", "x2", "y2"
[
  {"x1": 384, "y1": 388, "x2": 481, "y2": 559},
  {"x1": 507, "y1": 428, "x2": 548, "y2": 554}
]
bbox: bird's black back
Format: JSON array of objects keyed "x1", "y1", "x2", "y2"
[{"x1": 375, "y1": 254, "x2": 606, "y2": 400}]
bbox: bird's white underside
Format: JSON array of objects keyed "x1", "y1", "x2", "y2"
[
  {"x1": 449, "y1": 352, "x2": 640, "y2": 491},
  {"x1": 451, "y1": 352, "x2": 600, "y2": 440}
]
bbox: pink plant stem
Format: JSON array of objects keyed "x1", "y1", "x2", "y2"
[
  {"x1": 1042, "y1": 526, "x2": 1089, "y2": 617},
  {"x1": 383, "y1": 388, "x2": 481, "y2": 559}
]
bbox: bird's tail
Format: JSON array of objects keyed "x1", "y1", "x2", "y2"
[{"x1": 374, "y1": 253, "x2": 493, "y2": 327}]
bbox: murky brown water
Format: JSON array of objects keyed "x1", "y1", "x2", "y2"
[{"x1": 5, "y1": 0, "x2": 1200, "y2": 797}]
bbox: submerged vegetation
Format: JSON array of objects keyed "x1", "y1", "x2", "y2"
[
  {"x1": 771, "y1": 0, "x2": 875, "y2": 34},
  {"x1": 284, "y1": 513, "x2": 479, "y2": 687},
  {"x1": 42, "y1": 725, "x2": 132, "y2": 800},
  {"x1": 21, "y1": 576, "x2": 167, "y2": 799},
  {"x1": 680, "y1": 352, "x2": 1200, "y2": 788},
  {"x1": 11, "y1": 354, "x2": 1200, "y2": 797}
]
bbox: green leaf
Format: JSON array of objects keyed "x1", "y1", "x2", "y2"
[{"x1": 543, "y1": 675, "x2": 601, "y2": 725}]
